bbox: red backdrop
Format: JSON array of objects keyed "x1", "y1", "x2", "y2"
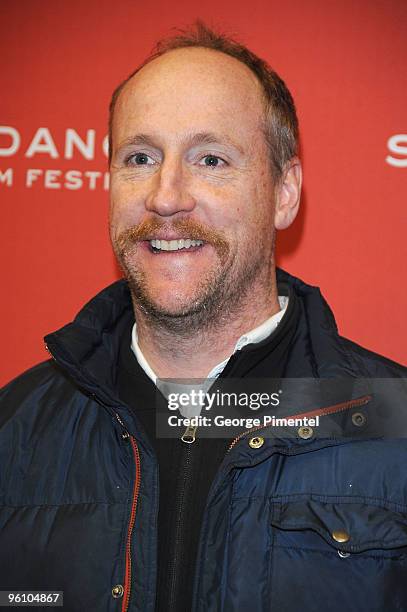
[{"x1": 1, "y1": 0, "x2": 406, "y2": 386}]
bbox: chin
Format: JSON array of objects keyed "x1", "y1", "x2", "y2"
[
  {"x1": 130, "y1": 281, "x2": 205, "y2": 318},
  {"x1": 124, "y1": 263, "x2": 233, "y2": 332},
  {"x1": 148, "y1": 296, "x2": 198, "y2": 317}
]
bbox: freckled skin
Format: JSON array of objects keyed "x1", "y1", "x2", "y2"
[{"x1": 109, "y1": 47, "x2": 301, "y2": 375}]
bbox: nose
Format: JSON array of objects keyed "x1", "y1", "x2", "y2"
[{"x1": 145, "y1": 157, "x2": 196, "y2": 217}]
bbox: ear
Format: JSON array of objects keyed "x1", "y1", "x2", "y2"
[{"x1": 274, "y1": 157, "x2": 302, "y2": 230}]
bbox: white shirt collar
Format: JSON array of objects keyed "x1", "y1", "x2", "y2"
[{"x1": 131, "y1": 295, "x2": 289, "y2": 385}]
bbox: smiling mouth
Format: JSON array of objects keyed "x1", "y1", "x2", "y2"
[{"x1": 149, "y1": 238, "x2": 205, "y2": 253}]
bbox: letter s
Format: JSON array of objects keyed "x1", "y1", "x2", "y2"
[{"x1": 386, "y1": 134, "x2": 407, "y2": 168}]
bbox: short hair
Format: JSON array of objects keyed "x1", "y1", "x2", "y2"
[{"x1": 108, "y1": 21, "x2": 299, "y2": 179}]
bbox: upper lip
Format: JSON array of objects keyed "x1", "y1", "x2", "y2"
[{"x1": 143, "y1": 234, "x2": 204, "y2": 241}]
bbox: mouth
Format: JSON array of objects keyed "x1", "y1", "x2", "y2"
[{"x1": 148, "y1": 238, "x2": 205, "y2": 254}]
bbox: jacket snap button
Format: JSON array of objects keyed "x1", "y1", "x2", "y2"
[
  {"x1": 111, "y1": 584, "x2": 124, "y2": 598},
  {"x1": 298, "y1": 426, "x2": 313, "y2": 440},
  {"x1": 332, "y1": 530, "x2": 350, "y2": 543},
  {"x1": 248, "y1": 436, "x2": 265, "y2": 449},
  {"x1": 351, "y1": 412, "x2": 366, "y2": 427}
]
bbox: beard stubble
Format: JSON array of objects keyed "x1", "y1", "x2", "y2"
[{"x1": 113, "y1": 217, "x2": 269, "y2": 335}]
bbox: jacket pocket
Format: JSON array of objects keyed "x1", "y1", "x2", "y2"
[
  {"x1": 271, "y1": 497, "x2": 407, "y2": 555},
  {"x1": 269, "y1": 497, "x2": 407, "y2": 612}
]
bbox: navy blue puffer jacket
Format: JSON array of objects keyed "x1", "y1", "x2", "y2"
[{"x1": 1, "y1": 268, "x2": 406, "y2": 612}]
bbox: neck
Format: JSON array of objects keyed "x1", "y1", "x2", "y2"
[{"x1": 132, "y1": 271, "x2": 281, "y2": 379}]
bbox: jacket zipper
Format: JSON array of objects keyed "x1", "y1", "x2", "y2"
[
  {"x1": 166, "y1": 442, "x2": 193, "y2": 611},
  {"x1": 115, "y1": 413, "x2": 141, "y2": 612},
  {"x1": 227, "y1": 394, "x2": 372, "y2": 452},
  {"x1": 165, "y1": 423, "x2": 199, "y2": 609}
]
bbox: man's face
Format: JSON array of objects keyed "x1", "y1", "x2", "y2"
[{"x1": 109, "y1": 48, "x2": 278, "y2": 329}]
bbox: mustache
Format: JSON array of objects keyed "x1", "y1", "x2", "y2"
[{"x1": 116, "y1": 218, "x2": 230, "y2": 260}]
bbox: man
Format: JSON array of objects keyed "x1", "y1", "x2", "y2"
[{"x1": 1, "y1": 22, "x2": 406, "y2": 612}]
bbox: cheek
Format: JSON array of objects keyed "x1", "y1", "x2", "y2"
[
  {"x1": 254, "y1": 176, "x2": 276, "y2": 221},
  {"x1": 109, "y1": 180, "x2": 145, "y2": 229}
]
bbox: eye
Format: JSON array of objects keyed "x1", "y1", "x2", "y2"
[
  {"x1": 126, "y1": 152, "x2": 155, "y2": 166},
  {"x1": 199, "y1": 155, "x2": 226, "y2": 168}
]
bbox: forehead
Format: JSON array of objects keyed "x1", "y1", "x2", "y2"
[{"x1": 112, "y1": 47, "x2": 266, "y2": 147}]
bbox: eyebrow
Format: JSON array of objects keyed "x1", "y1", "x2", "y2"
[{"x1": 117, "y1": 131, "x2": 244, "y2": 154}]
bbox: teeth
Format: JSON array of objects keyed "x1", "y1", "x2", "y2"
[{"x1": 150, "y1": 239, "x2": 204, "y2": 251}]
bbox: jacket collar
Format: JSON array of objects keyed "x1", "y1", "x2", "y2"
[{"x1": 44, "y1": 268, "x2": 368, "y2": 410}]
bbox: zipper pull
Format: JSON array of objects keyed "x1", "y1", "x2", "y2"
[
  {"x1": 44, "y1": 342, "x2": 56, "y2": 361},
  {"x1": 115, "y1": 412, "x2": 131, "y2": 441},
  {"x1": 181, "y1": 425, "x2": 197, "y2": 444}
]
